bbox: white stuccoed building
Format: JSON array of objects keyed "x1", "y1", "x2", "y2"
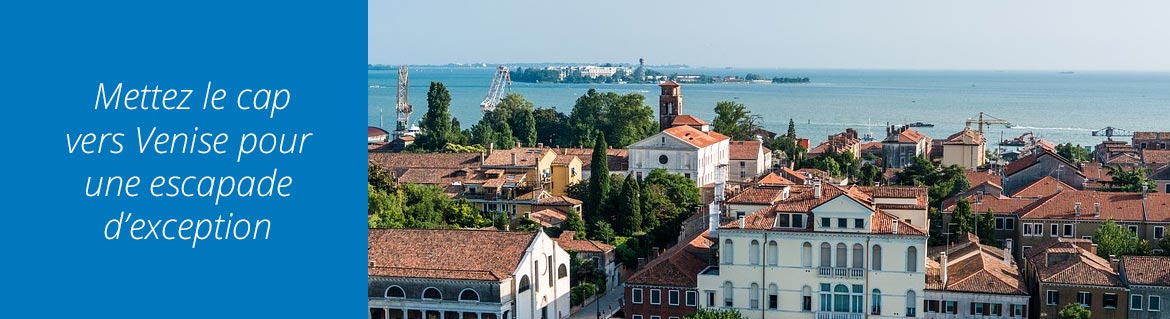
[
  {"x1": 696, "y1": 183, "x2": 930, "y2": 319},
  {"x1": 627, "y1": 125, "x2": 730, "y2": 187}
]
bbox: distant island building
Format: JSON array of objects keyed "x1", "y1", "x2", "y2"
[{"x1": 368, "y1": 229, "x2": 571, "y2": 319}]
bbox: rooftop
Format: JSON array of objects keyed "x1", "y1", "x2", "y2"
[
  {"x1": 926, "y1": 233, "x2": 1027, "y2": 295},
  {"x1": 1121, "y1": 255, "x2": 1170, "y2": 286},
  {"x1": 368, "y1": 228, "x2": 537, "y2": 281},
  {"x1": 555, "y1": 231, "x2": 615, "y2": 254},
  {"x1": 662, "y1": 125, "x2": 730, "y2": 148},
  {"x1": 1012, "y1": 176, "x2": 1074, "y2": 198},
  {"x1": 729, "y1": 140, "x2": 764, "y2": 160},
  {"x1": 626, "y1": 231, "x2": 714, "y2": 288},
  {"x1": 1017, "y1": 188, "x2": 1170, "y2": 222},
  {"x1": 671, "y1": 114, "x2": 709, "y2": 127},
  {"x1": 1025, "y1": 238, "x2": 1123, "y2": 287}
]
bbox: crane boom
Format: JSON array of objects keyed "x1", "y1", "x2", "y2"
[
  {"x1": 395, "y1": 66, "x2": 412, "y2": 136},
  {"x1": 964, "y1": 112, "x2": 1011, "y2": 133},
  {"x1": 1091, "y1": 126, "x2": 1133, "y2": 141},
  {"x1": 481, "y1": 66, "x2": 511, "y2": 112}
]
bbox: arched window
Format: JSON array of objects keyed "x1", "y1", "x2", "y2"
[
  {"x1": 819, "y1": 242, "x2": 831, "y2": 267},
  {"x1": 905, "y1": 290, "x2": 917, "y2": 316},
  {"x1": 802, "y1": 242, "x2": 813, "y2": 267},
  {"x1": 518, "y1": 275, "x2": 531, "y2": 293},
  {"x1": 723, "y1": 281, "x2": 734, "y2": 307},
  {"x1": 836, "y1": 243, "x2": 847, "y2": 267},
  {"x1": 459, "y1": 289, "x2": 480, "y2": 302},
  {"x1": 767, "y1": 241, "x2": 779, "y2": 266},
  {"x1": 852, "y1": 244, "x2": 864, "y2": 268},
  {"x1": 872, "y1": 245, "x2": 883, "y2": 271},
  {"x1": 558, "y1": 264, "x2": 568, "y2": 279},
  {"x1": 906, "y1": 246, "x2": 918, "y2": 272},
  {"x1": 871, "y1": 289, "x2": 882, "y2": 315},
  {"x1": 801, "y1": 285, "x2": 813, "y2": 312},
  {"x1": 385, "y1": 285, "x2": 405, "y2": 298},
  {"x1": 422, "y1": 287, "x2": 442, "y2": 300},
  {"x1": 768, "y1": 284, "x2": 779, "y2": 309},
  {"x1": 834, "y1": 284, "x2": 850, "y2": 312},
  {"x1": 723, "y1": 239, "x2": 735, "y2": 264},
  {"x1": 750, "y1": 240, "x2": 761, "y2": 265},
  {"x1": 750, "y1": 283, "x2": 760, "y2": 309}
]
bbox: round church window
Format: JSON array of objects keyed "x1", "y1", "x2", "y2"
[{"x1": 659, "y1": 155, "x2": 669, "y2": 164}]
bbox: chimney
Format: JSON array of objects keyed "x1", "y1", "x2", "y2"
[
  {"x1": 511, "y1": 152, "x2": 518, "y2": 165},
  {"x1": 1109, "y1": 255, "x2": 1120, "y2": 270},
  {"x1": 1094, "y1": 203, "x2": 1101, "y2": 217},
  {"x1": 892, "y1": 220, "x2": 899, "y2": 235},
  {"x1": 488, "y1": 142, "x2": 494, "y2": 155},
  {"x1": 369, "y1": 260, "x2": 376, "y2": 267},
  {"x1": 814, "y1": 181, "x2": 822, "y2": 199},
  {"x1": 1074, "y1": 202, "x2": 1082, "y2": 218},
  {"x1": 737, "y1": 216, "x2": 746, "y2": 229},
  {"x1": 1004, "y1": 238, "x2": 1014, "y2": 264},
  {"x1": 940, "y1": 252, "x2": 949, "y2": 286},
  {"x1": 537, "y1": 142, "x2": 544, "y2": 148}
]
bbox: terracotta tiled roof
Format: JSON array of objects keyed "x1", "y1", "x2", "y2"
[
  {"x1": 368, "y1": 228, "x2": 537, "y2": 281},
  {"x1": 1025, "y1": 238, "x2": 1123, "y2": 287},
  {"x1": 726, "y1": 186, "x2": 787, "y2": 205},
  {"x1": 856, "y1": 186, "x2": 928, "y2": 199},
  {"x1": 1080, "y1": 163, "x2": 1113, "y2": 182},
  {"x1": 965, "y1": 171, "x2": 1002, "y2": 190},
  {"x1": 1107, "y1": 153, "x2": 1142, "y2": 165},
  {"x1": 860, "y1": 142, "x2": 882, "y2": 152},
  {"x1": 552, "y1": 154, "x2": 581, "y2": 165},
  {"x1": 1017, "y1": 189, "x2": 1170, "y2": 222},
  {"x1": 758, "y1": 172, "x2": 795, "y2": 186},
  {"x1": 1013, "y1": 176, "x2": 1074, "y2": 198},
  {"x1": 369, "y1": 126, "x2": 390, "y2": 137},
  {"x1": 529, "y1": 209, "x2": 567, "y2": 227},
  {"x1": 1154, "y1": 165, "x2": 1170, "y2": 181},
  {"x1": 1142, "y1": 149, "x2": 1170, "y2": 165},
  {"x1": 1121, "y1": 255, "x2": 1170, "y2": 286},
  {"x1": 943, "y1": 128, "x2": 983, "y2": 145},
  {"x1": 660, "y1": 80, "x2": 680, "y2": 87},
  {"x1": 671, "y1": 114, "x2": 709, "y2": 126},
  {"x1": 942, "y1": 193, "x2": 1037, "y2": 215},
  {"x1": 871, "y1": 211, "x2": 928, "y2": 235},
  {"x1": 663, "y1": 125, "x2": 730, "y2": 148},
  {"x1": 723, "y1": 184, "x2": 928, "y2": 236},
  {"x1": 369, "y1": 152, "x2": 482, "y2": 170},
  {"x1": 1134, "y1": 132, "x2": 1170, "y2": 140},
  {"x1": 925, "y1": 234, "x2": 1028, "y2": 295},
  {"x1": 729, "y1": 140, "x2": 763, "y2": 160},
  {"x1": 395, "y1": 168, "x2": 477, "y2": 186},
  {"x1": 555, "y1": 148, "x2": 629, "y2": 172},
  {"x1": 555, "y1": 231, "x2": 615, "y2": 253},
  {"x1": 1003, "y1": 148, "x2": 1084, "y2": 177},
  {"x1": 626, "y1": 231, "x2": 714, "y2": 288},
  {"x1": 539, "y1": 195, "x2": 583, "y2": 206},
  {"x1": 780, "y1": 167, "x2": 811, "y2": 185},
  {"x1": 884, "y1": 127, "x2": 928, "y2": 144},
  {"x1": 483, "y1": 148, "x2": 554, "y2": 167}
]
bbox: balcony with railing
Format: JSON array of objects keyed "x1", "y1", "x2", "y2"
[
  {"x1": 816, "y1": 266, "x2": 865, "y2": 278},
  {"x1": 816, "y1": 312, "x2": 863, "y2": 319}
]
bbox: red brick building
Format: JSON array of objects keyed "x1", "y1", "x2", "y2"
[{"x1": 623, "y1": 232, "x2": 714, "y2": 319}]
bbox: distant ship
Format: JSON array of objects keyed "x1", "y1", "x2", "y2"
[
  {"x1": 906, "y1": 122, "x2": 934, "y2": 128},
  {"x1": 1059, "y1": 71, "x2": 1075, "y2": 74}
]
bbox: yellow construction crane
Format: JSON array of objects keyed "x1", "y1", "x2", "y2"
[{"x1": 965, "y1": 112, "x2": 1011, "y2": 134}]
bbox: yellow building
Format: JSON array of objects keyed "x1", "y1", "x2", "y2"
[
  {"x1": 550, "y1": 154, "x2": 583, "y2": 196},
  {"x1": 941, "y1": 128, "x2": 986, "y2": 169}
]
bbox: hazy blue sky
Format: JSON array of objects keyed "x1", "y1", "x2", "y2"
[{"x1": 369, "y1": 0, "x2": 1170, "y2": 70}]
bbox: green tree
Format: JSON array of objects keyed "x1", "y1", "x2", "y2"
[
  {"x1": 593, "y1": 220, "x2": 615, "y2": 244},
  {"x1": 951, "y1": 174, "x2": 971, "y2": 197},
  {"x1": 368, "y1": 184, "x2": 405, "y2": 228},
  {"x1": 1106, "y1": 165, "x2": 1157, "y2": 192},
  {"x1": 928, "y1": 207, "x2": 946, "y2": 246},
  {"x1": 978, "y1": 209, "x2": 996, "y2": 245},
  {"x1": 822, "y1": 157, "x2": 842, "y2": 178},
  {"x1": 858, "y1": 163, "x2": 881, "y2": 186},
  {"x1": 586, "y1": 134, "x2": 611, "y2": 227},
  {"x1": 1057, "y1": 303, "x2": 1091, "y2": 319},
  {"x1": 616, "y1": 176, "x2": 643, "y2": 236},
  {"x1": 1056, "y1": 143, "x2": 1091, "y2": 164},
  {"x1": 1094, "y1": 219, "x2": 1152, "y2": 258},
  {"x1": 686, "y1": 308, "x2": 748, "y2": 319},
  {"x1": 415, "y1": 82, "x2": 454, "y2": 151},
  {"x1": 568, "y1": 89, "x2": 606, "y2": 147},
  {"x1": 513, "y1": 107, "x2": 537, "y2": 147},
  {"x1": 786, "y1": 118, "x2": 797, "y2": 138},
  {"x1": 952, "y1": 198, "x2": 975, "y2": 236},
  {"x1": 533, "y1": 107, "x2": 569, "y2": 146},
  {"x1": 712, "y1": 101, "x2": 754, "y2": 140},
  {"x1": 561, "y1": 207, "x2": 586, "y2": 238},
  {"x1": 567, "y1": 89, "x2": 656, "y2": 148}
]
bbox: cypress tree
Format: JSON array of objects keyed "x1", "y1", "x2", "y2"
[
  {"x1": 586, "y1": 132, "x2": 610, "y2": 227},
  {"x1": 417, "y1": 82, "x2": 453, "y2": 150},
  {"x1": 617, "y1": 175, "x2": 642, "y2": 236}
]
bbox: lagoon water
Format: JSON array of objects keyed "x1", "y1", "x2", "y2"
[{"x1": 369, "y1": 67, "x2": 1170, "y2": 148}]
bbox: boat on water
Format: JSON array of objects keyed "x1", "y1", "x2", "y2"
[{"x1": 906, "y1": 122, "x2": 934, "y2": 128}]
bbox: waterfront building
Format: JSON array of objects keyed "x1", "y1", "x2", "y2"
[
  {"x1": 1120, "y1": 255, "x2": 1170, "y2": 319},
  {"x1": 368, "y1": 229, "x2": 571, "y2": 319},
  {"x1": 695, "y1": 183, "x2": 930, "y2": 319},
  {"x1": 624, "y1": 231, "x2": 715, "y2": 319},
  {"x1": 1001, "y1": 149, "x2": 1086, "y2": 196},
  {"x1": 1022, "y1": 238, "x2": 1127, "y2": 319},
  {"x1": 882, "y1": 126, "x2": 932, "y2": 169},
  {"x1": 924, "y1": 234, "x2": 1029, "y2": 319},
  {"x1": 941, "y1": 128, "x2": 986, "y2": 170},
  {"x1": 729, "y1": 140, "x2": 773, "y2": 182}
]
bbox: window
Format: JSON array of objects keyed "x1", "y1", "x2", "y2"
[
  {"x1": 836, "y1": 243, "x2": 847, "y2": 267},
  {"x1": 750, "y1": 240, "x2": 761, "y2": 265},
  {"x1": 723, "y1": 282, "x2": 734, "y2": 307},
  {"x1": 925, "y1": 300, "x2": 939, "y2": 313},
  {"x1": 722, "y1": 239, "x2": 734, "y2": 264},
  {"x1": 872, "y1": 289, "x2": 882, "y2": 315},
  {"x1": 651, "y1": 316, "x2": 660, "y2": 319},
  {"x1": 684, "y1": 173, "x2": 691, "y2": 179},
  {"x1": 1051, "y1": 224, "x2": 1059, "y2": 237},
  {"x1": 459, "y1": 289, "x2": 480, "y2": 302},
  {"x1": 707, "y1": 291, "x2": 715, "y2": 307},
  {"x1": 768, "y1": 284, "x2": 779, "y2": 309},
  {"x1": 1156, "y1": 226, "x2": 1165, "y2": 240},
  {"x1": 741, "y1": 171, "x2": 746, "y2": 179},
  {"x1": 802, "y1": 286, "x2": 813, "y2": 311},
  {"x1": 686, "y1": 291, "x2": 697, "y2": 306},
  {"x1": 1128, "y1": 225, "x2": 1140, "y2": 234},
  {"x1": 385, "y1": 286, "x2": 405, "y2": 298},
  {"x1": 1024, "y1": 223, "x2": 1034, "y2": 236},
  {"x1": 651, "y1": 289, "x2": 662, "y2": 305},
  {"x1": 1082, "y1": 236, "x2": 1093, "y2": 240},
  {"x1": 820, "y1": 243, "x2": 832, "y2": 267},
  {"x1": 668, "y1": 290, "x2": 680, "y2": 306},
  {"x1": 658, "y1": 155, "x2": 668, "y2": 164},
  {"x1": 852, "y1": 244, "x2": 864, "y2": 268},
  {"x1": 1077, "y1": 291, "x2": 1091, "y2": 307},
  {"x1": 974, "y1": 302, "x2": 986, "y2": 315},
  {"x1": 1104, "y1": 293, "x2": 1118, "y2": 309},
  {"x1": 558, "y1": 264, "x2": 568, "y2": 278},
  {"x1": 519, "y1": 275, "x2": 531, "y2": 293},
  {"x1": 802, "y1": 242, "x2": 813, "y2": 267},
  {"x1": 633, "y1": 316, "x2": 643, "y2": 319},
  {"x1": 1047, "y1": 290, "x2": 1059, "y2": 305},
  {"x1": 740, "y1": 161, "x2": 745, "y2": 167},
  {"x1": 992, "y1": 304, "x2": 1003, "y2": 316},
  {"x1": 422, "y1": 287, "x2": 442, "y2": 300},
  {"x1": 1064, "y1": 224, "x2": 1074, "y2": 237},
  {"x1": 750, "y1": 283, "x2": 760, "y2": 309},
  {"x1": 1007, "y1": 218, "x2": 1016, "y2": 230},
  {"x1": 838, "y1": 218, "x2": 848, "y2": 228},
  {"x1": 821, "y1": 217, "x2": 831, "y2": 228},
  {"x1": 872, "y1": 245, "x2": 883, "y2": 270},
  {"x1": 905, "y1": 290, "x2": 917, "y2": 317},
  {"x1": 534, "y1": 260, "x2": 541, "y2": 292},
  {"x1": 945, "y1": 301, "x2": 957, "y2": 314},
  {"x1": 820, "y1": 284, "x2": 832, "y2": 312},
  {"x1": 1151, "y1": 295, "x2": 1161, "y2": 311},
  {"x1": 1132, "y1": 295, "x2": 1144, "y2": 310},
  {"x1": 855, "y1": 218, "x2": 865, "y2": 228},
  {"x1": 778, "y1": 213, "x2": 806, "y2": 228},
  {"x1": 906, "y1": 246, "x2": 918, "y2": 272},
  {"x1": 548, "y1": 256, "x2": 555, "y2": 287},
  {"x1": 767, "y1": 241, "x2": 779, "y2": 266},
  {"x1": 632, "y1": 288, "x2": 643, "y2": 304},
  {"x1": 996, "y1": 217, "x2": 1006, "y2": 230},
  {"x1": 1012, "y1": 304, "x2": 1026, "y2": 317}
]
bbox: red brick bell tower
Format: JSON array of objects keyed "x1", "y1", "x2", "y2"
[{"x1": 658, "y1": 80, "x2": 682, "y2": 131}]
